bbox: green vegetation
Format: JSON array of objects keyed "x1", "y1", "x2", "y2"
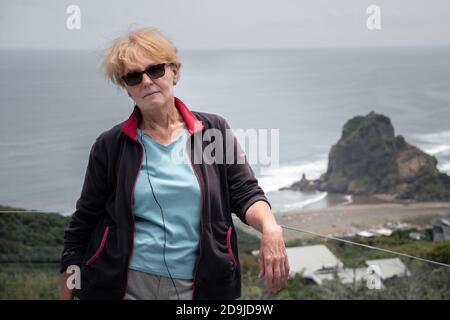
[
  {"x1": 0, "y1": 207, "x2": 69, "y2": 263},
  {"x1": 1, "y1": 206, "x2": 449, "y2": 299},
  {"x1": 0, "y1": 268, "x2": 60, "y2": 300},
  {"x1": 317, "y1": 111, "x2": 450, "y2": 200},
  {"x1": 0, "y1": 206, "x2": 69, "y2": 299},
  {"x1": 239, "y1": 228, "x2": 450, "y2": 300}
]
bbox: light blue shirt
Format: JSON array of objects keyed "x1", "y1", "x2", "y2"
[{"x1": 130, "y1": 127, "x2": 201, "y2": 279}]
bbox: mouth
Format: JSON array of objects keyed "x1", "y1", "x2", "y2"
[{"x1": 142, "y1": 92, "x2": 158, "y2": 98}]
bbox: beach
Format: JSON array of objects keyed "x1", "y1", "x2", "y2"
[{"x1": 235, "y1": 198, "x2": 450, "y2": 241}]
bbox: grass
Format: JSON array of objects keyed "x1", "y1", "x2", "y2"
[{"x1": 1, "y1": 206, "x2": 449, "y2": 299}]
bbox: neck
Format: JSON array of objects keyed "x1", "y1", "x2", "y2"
[{"x1": 139, "y1": 101, "x2": 182, "y2": 132}]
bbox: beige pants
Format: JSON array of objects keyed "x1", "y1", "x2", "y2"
[
  {"x1": 73, "y1": 269, "x2": 194, "y2": 300},
  {"x1": 123, "y1": 268, "x2": 194, "y2": 300}
]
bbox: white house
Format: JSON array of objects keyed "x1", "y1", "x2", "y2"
[
  {"x1": 254, "y1": 244, "x2": 411, "y2": 286},
  {"x1": 432, "y1": 218, "x2": 450, "y2": 241},
  {"x1": 252, "y1": 244, "x2": 345, "y2": 285},
  {"x1": 365, "y1": 258, "x2": 411, "y2": 280}
]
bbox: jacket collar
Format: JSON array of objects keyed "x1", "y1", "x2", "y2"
[{"x1": 121, "y1": 97, "x2": 205, "y2": 141}]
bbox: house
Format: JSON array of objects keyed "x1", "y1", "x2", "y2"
[
  {"x1": 314, "y1": 258, "x2": 411, "y2": 287},
  {"x1": 253, "y1": 244, "x2": 344, "y2": 285},
  {"x1": 261, "y1": 244, "x2": 412, "y2": 286},
  {"x1": 432, "y1": 218, "x2": 450, "y2": 241},
  {"x1": 357, "y1": 231, "x2": 375, "y2": 238},
  {"x1": 285, "y1": 244, "x2": 343, "y2": 277},
  {"x1": 409, "y1": 231, "x2": 423, "y2": 240},
  {"x1": 376, "y1": 228, "x2": 393, "y2": 236},
  {"x1": 365, "y1": 258, "x2": 411, "y2": 280}
]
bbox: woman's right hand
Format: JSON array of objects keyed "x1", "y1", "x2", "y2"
[{"x1": 59, "y1": 270, "x2": 75, "y2": 300}]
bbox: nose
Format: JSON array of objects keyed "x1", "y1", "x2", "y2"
[{"x1": 141, "y1": 72, "x2": 153, "y2": 86}]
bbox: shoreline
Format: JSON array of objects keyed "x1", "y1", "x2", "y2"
[
  {"x1": 4, "y1": 198, "x2": 450, "y2": 243},
  {"x1": 235, "y1": 198, "x2": 450, "y2": 241}
]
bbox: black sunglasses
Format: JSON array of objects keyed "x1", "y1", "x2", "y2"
[{"x1": 121, "y1": 63, "x2": 171, "y2": 86}]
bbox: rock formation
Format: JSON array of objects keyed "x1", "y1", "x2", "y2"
[{"x1": 282, "y1": 111, "x2": 450, "y2": 201}]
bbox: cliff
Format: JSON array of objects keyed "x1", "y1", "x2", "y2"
[{"x1": 282, "y1": 111, "x2": 450, "y2": 201}]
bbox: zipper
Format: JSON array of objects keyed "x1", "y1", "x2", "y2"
[
  {"x1": 85, "y1": 225, "x2": 110, "y2": 266},
  {"x1": 226, "y1": 226, "x2": 237, "y2": 267},
  {"x1": 121, "y1": 140, "x2": 142, "y2": 299},
  {"x1": 189, "y1": 132, "x2": 204, "y2": 300},
  {"x1": 121, "y1": 130, "x2": 204, "y2": 299}
]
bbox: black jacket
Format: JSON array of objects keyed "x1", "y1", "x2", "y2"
[{"x1": 60, "y1": 97, "x2": 271, "y2": 300}]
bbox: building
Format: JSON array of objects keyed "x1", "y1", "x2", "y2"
[
  {"x1": 432, "y1": 218, "x2": 450, "y2": 241},
  {"x1": 266, "y1": 244, "x2": 411, "y2": 286},
  {"x1": 253, "y1": 244, "x2": 344, "y2": 285},
  {"x1": 365, "y1": 258, "x2": 411, "y2": 280}
]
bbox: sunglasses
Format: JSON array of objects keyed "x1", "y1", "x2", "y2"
[{"x1": 121, "y1": 63, "x2": 171, "y2": 86}]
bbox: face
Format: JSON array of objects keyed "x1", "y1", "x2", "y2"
[{"x1": 121, "y1": 56, "x2": 179, "y2": 113}]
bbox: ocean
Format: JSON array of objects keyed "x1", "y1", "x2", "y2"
[{"x1": 1, "y1": 47, "x2": 449, "y2": 215}]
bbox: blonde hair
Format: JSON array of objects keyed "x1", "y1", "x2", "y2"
[{"x1": 99, "y1": 27, "x2": 181, "y2": 86}]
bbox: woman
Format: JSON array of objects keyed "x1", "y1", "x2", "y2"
[{"x1": 60, "y1": 27, "x2": 289, "y2": 300}]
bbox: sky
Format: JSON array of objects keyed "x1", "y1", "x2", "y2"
[{"x1": 1, "y1": 0, "x2": 449, "y2": 49}]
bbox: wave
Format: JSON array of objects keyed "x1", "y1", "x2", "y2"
[
  {"x1": 412, "y1": 130, "x2": 450, "y2": 155},
  {"x1": 423, "y1": 144, "x2": 450, "y2": 156},
  {"x1": 282, "y1": 192, "x2": 328, "y2": 210},
  {"x1": 410, "y1": 130, "x2": 450, "y2": 175},
  {"x1": 257, "y1": 159, "x2": 328, "y2": 193},
  {"x1": 439, "y1": 162, "x2": 450, "y2": 174},
  {"x1": 342, "y1": 195, "x2": 353, "y2": 205},
  {"x1": 256, "y1": 131, "x2": 450, "y2": 196}
]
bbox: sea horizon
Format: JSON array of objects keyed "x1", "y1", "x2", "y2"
[{"x1": 1, "y1": 47, "x2": 450, "y2": 215}]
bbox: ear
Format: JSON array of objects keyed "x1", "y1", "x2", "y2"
[{"x1": 171, "y1": 65, "x2": 180, "y2": 85}]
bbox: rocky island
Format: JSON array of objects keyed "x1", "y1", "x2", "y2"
[{"x1": 282, "y1": 111, "x2": 450, "y2": 201}]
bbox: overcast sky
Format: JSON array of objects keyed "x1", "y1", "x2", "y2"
[{"x1": 1, "y1": 0, "x2": 449, "y2": 49}]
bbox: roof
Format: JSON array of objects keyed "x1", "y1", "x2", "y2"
[
  {"x1": 284, "y1": 244, "x2": 343, "y2": 276},
  {"x1": 376, "y1": 228, "x2": 393, "y2": 236},
  {"x1": 307, "y1": 268, "x2": 370, "y2": 286},
  {"x1": 433, "y1": 218, "x2": 450, "y2": 228},
  {"x1": 274, "y1": 246, "x2": 411, "y2": 286},
  {"x1": 357, "y1": 231, "x2": 375, "y2": 238},
  {"x1": 365, "y1": 258, "x2": 411, "y2": 280}
]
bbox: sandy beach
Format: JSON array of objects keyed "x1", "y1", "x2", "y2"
[{"x1": 235, "y1": 198, "x2": 450, "y2": 241}]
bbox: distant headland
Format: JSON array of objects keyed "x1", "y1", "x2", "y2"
[{"x1": 282, "y1": 111, "x2": 450, "y2": 202}]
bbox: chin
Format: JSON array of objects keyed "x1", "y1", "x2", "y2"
[{"x1": 139, "y1": 96, "x2": 167, "y2": 109}]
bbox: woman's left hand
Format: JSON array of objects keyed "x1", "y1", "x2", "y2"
[{"x1": 258, "y1": 224, "x2": 290, "y2": 293}]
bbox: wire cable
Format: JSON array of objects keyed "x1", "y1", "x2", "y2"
[
  {"x1": 140, "y1": 131, "x2": 180, "y2": 300},
  {"x1": 3, "y1": 208, "x2": 449, "y2": 268},
  {"x1": 280, "y1": 224, "x2": 450, "y2": 268}
]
